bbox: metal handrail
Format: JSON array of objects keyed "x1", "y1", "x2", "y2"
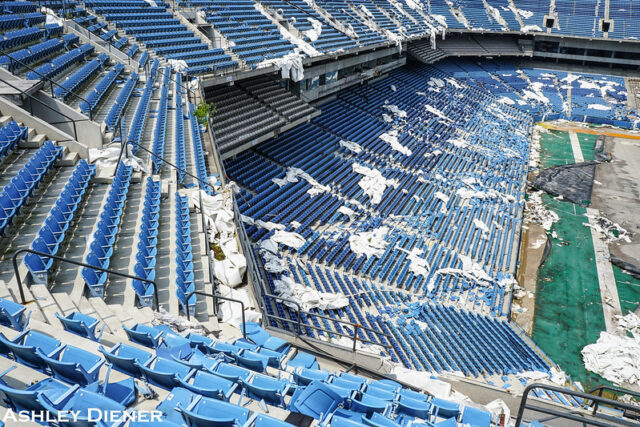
[
  {"x1": 515, "y1": 383, "x2": 640, "y2": 426},
  {"x1": 0, "y1": 45, "x2": 95, "y2": 120},
  {"x1": 263, "y1": 293, "x2": 393, "y2": 352},
  {"x1": 588, "y1": 384, "x2": 640, "y2": 416},
  {"x1": 12, "y1": 249, "x2": 159, "y2": 311},
  {"x1": 116, "y1": 139, "x2": 215, "y2": 193},
  {"x1": 184, "y1": 290, "x2": 246, "y2": 339},
  {"x1": 0, "y1": 76, "x2": 84, "y2": 141}
]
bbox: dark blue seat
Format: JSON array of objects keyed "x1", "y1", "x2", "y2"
[
  {"x1": 0, "y1": 329, "x2": 62, "y2": 370},
  {"x1": 123, "y1": 323, "x2": 163, "y2": 348},
  {"x1": 177, "y1": 369, "x2": 237, "y2": 401},
  {"x1": 139, "y1": 356, "x2": 193, "y2": 389}
]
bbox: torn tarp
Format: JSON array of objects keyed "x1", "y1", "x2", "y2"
[
  {"x1": 533, "y1": 162, "x2": 596, "y2": 206},
  {"x1": 273, "y1": 276, "x2": 349, "y2": 311}
]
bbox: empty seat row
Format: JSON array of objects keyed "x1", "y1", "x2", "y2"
[
  {"x1": 104, "y1": 72, "x2": 138, "y2": 132},
  {"x1": 80, "y1": 62, "x2": 124, "y2": 115},
  {"x1": 25, "y1": 159, "x2": 96, "y2": 283},
  {"x1": 81, "y1": 163, "x2": 132, "y2": 298},
  {"x1": 53, "y1": 53, "x2": 108, "y2": 100},
  {"x1": 0, "y1": 34, "x2": 77, "y2": 72},
  {"x1": 0, "y1": 120, "x2": 27, "y2": 161},
  {"x1": 175, "y1": 193, "x2": 196, "y2": 315},
  {"x1": 152, "y1": 66, "x2": 171, "y2": 174},
  {"x1": 0, "y1": 141, "x2": 62, "y2": 237},
  {"x1": 131, "y1": 177, "x2": 161, "y2": 307},
  {"x1": 27, "y1": 43, "x2": 94, "y2": 80}
]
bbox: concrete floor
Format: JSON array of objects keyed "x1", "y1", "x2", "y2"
[{"x1": 591, "y1": 136, "x2": 640, "y2": 268}]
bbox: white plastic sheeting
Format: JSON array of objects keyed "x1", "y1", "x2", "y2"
[
  {"x1": 217, "y1": 285, "x2": 262, "y2": 329},
  {"x1": 379, "y1": 130, "x2": 412, "y2": 155},
  {"x1": 272, "y1": 167, "x2": 330, "y2": 196},
  {"x1": 88, "y1": 145, "x2": 149, "y2": 174},
  {"x1": 352, "y1": 163, "x2": 399, "y2": 205},
  {"x1": 273, "y1": 53, "x2": 305, "y2": 81},
  {"x1": 191, "y1": 187, "x2": 247, "y2": 288},
  {"x1": 42, "y1": 8, "x2": 63, "y2": 26},
  {"x1": 304, "y1": 17, "x2": 323, "y2": 42},
  {"x1": 271, "y1": 230, "x2": 306, "y2": 250},
  {"x1": 349, "y1": 226, "x2": 389, "y2": 258},
  {"x1": 168, "y1": 59, "x2": 189, "y2": 73},
  {"x1": 582, "y1": 312, "x2": 640, "y2": 384},
  {"x1": 273, "y1": 276, "x2": 349, "y2": 311},
  {"x1": 338, "y1": 205, "x2": 356, "y2": 220},
  {"x1": 339, "y1": 140, "x2": 363, "y2": 154},
  {"x1": 153, "y1": 307, "x2": 204, "y2": 335}
]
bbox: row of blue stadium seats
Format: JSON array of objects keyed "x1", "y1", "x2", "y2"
[
  {"x1": 25, "y1": 160, "x2": 96, "y2": 283},
  {"x1": 0, "y1": 121, "x2": 27, "y2": 161},
  {"x1": 176, "y1": 193, "x2": 196, "y2": 315},
  {"x1": 0, "y1": 142, "x2": 62, "y2": 237},
  {"x1": 152, "y1": 66, "x2": 172, "y2": 174},
  {"x1": 104, "y1": 72, "x2": 138, "y2": 132},
  {"x1": 27, "y1": 43, "x2": 93, "y2": 80},
  {"x1": 53, "y1": 53, "x2": 108, "y2": 99},
  {"x1": 132, "y1": 177, "x2": 161, "y2": 307},
  {"x1": 80, "y1": 62, "x2": 124, "y2": 115},
  {"x1": 81, "y1": 163, "x2": 132, "y2": 298}
]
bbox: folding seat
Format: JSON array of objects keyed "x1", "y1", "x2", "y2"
[
  {"x1": 90, "y1": 237, "x2": 113, "y2": 262},
  {"x1": 240, "y1": 373, "x2": 290, "y2": 409},
  {"x1": 176, "y1": 287, "x2": 196, "y2": 315},
  {"x1": 245, "y1": 413, "x2": 295, "y2": 427},
  {"x1": 241, "y1": 321, "x2": 290, "y2": 353},
  {"x1": 139, "y1": 356, "x2": 193, "y2": 389},
  {"x1": 123, "y1": 323, "x2": 163, "y2": 348},
  {"x1": 98, "y1": 343, "x2": 152, "y2": 377},
  {"x1": 39, "y1": 225, "x2": 63, "y2": 252},
  {"x1": 235, "y1": 349, "x2": 271, "y2": 373},
  {"x1": 46, "y1": 209, "x2": 69, "y2": 236},
  {"x1": 256, "y1": 346, "x2": 286, "y2": 368},
  {"x1": 184, "y1": 332, "x2": 214, "y2": 353},
  {"x1": 287, "y1": 350, "x2": 318, "y2": 370},
  {"x1": 460, "y1": 406, "x2": 492, "y2": 427},
  {"x1": 40, "y1": 345, "x2": 104, "y2": 386},
  {"x1": 0, "y1": 368, "x2": 70, "y2": 413},
  {"x1": 136, "y1": 242, "x2": 156, "y2": 267},
  {"x1": 171, "y1": 348, "x2": 221, "y2": 372},
  {"x1": 289, "y1": 380, "x2": 347, "y2": 422},
  {"x1": 292, "y1": 367, "x2": 331, "y2": 386},
  {"x1": 4, "y1": 185, "x2": 25, "y2": 212},
  {"x1": 9, "y1": 176, "x2": 31, "y2": 199},
  {"x1": 177, "y1": 394, "x2": 251, "y2": 427},
  {"x1": 37, "y1": 387, "x2": 126, "y2": 425},
  {"x1": 177, "y1": 369, "x2": 237, "y2": 401},
  {"x1": 210, "y1": 361, "x2": 252, "y2": 383},
  {"x1": 55, "y1": 311, "x2": 103, "y2": 342},
  {"x1": 431, "y1": 397, "x2": 460, "y2": 420},
  {"x1": 24, "y1": 238, "x2": 53, "y2": 281},
  {"x1": 0, "y1": 330, "x2": 62, "y2": 370},
  {"x1": 0, "y1": 298, "x2": 30, "y2": 331},
  {"x1": 132, "y1": 279, "x2": 155, "y2": 308}
]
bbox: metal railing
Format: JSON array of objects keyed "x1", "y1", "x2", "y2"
[
  {"x1": 13, "y1": 249, "x2": 159, "y2": 311},
  {"x1": 0, "y1": 76, "x2": 84, "y2": 141},
  {"x1": 515, "y1": 383, "x2": 640, "y2": 426},
  {"x1": 184, "y1": 290, "x2": 246, "y2": 339},
  {"x1": 588, "y1": 385, "x2": 640, "y2": 417},
  {"x1": 0, "y1": 46, "x2": 95, "y2": 120},
  {"x1": 262, "y1": 293, "x2": 393, "y2": 352}
]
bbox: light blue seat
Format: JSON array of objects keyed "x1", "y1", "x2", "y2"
[
  {"x1": 431, "y1": 397, "x2": 460, "y2": 419},
  {"x1": 39, "y1": 344, "x2": 104, "y2": 386},
  {"x1": 123, "y1": 323, "x2": 163, "y2": 348},
  {"x1": 0, "y1": 365, "x2": 70, "y2": 413},
  {"x1": 246, "y1": 413, "x2": 295, "y2": 427},
  {"x1": 240, "y1": 373, "x2": 290, "y2": 409},
  {"x1": 139, "y1": 356, "x2": 193, "y2": 389},
  {"x1": 177, "y1": 369, "x2": 237, "y2": 401},
  {"x1": 37, "y1": 387, "x2": 127, "y2": 427},
  {"x1": 55, "y1": 311, "x2": 104, "y2": 341},
  {"x1": 0, "y1": 329, "x2": 61, "y2": 369},
  {"x1": 242, "y1": 322, "x2": 290, "y2": 353},
  {"x1": 177, "y1": 394, "x2": 251, "y2": 427},
  {"x1": 210, "y1": 361, "x2": 252, "y2": 383},
  {"x1": 287, "y1": 351, "x2": 318, "y2": 370},
  {"x1": 98, "y1": 343, "x2": 152, "y2": 377},
  {"x1": 292, "y1": 367, "x2": 331, "y2": 386},
  {"x1": 0, "y1": 298, "x2": 30, "y2": 331},
  {"x1": 460, "y1": 406, "x2": 492, "y2": 427}
]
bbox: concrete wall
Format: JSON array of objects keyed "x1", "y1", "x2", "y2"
[
  {"x1": 24, "y1": 92, "x2": 103, "y2": 151},
  {"x1": 0, "y1": 96, "x2": 89, "y2": 157}
]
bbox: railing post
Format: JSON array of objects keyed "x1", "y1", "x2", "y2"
[
  {"x1": 353, "y1": 324, "x2": 359, "y2": 352},
  {"x1": 12, "y1": 249, "x2": 159, "y2": 311}
]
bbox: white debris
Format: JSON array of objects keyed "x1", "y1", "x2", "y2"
[
  {"x1": 390, "y1": 84, "x2": 397, "y2": 92},
  {"x1": 525, "y1": 191, "x2": 559, "y2": 231},
  {"x1": 583, "y1": 213, "x2": 631, "y2": 244},
  {"x1": 521, "y1": 25, "x2": 542, "y2": 32},
  {"x1": 272, "y1": 167, "x2": 330, "y2": 196},
  {"x1": 383, "y1": 104, "x2": 407, "y2": 118},
  {"x1": 339, "y1": 139, "x2": 363, "y2": 154},
  {"x1": 473, "y1": 218, "x2": 490, "y2": 234},
  {"x1": 273, "y1": 276, "x2": 349, "y2": 311},
  {"x1": 382, "y1": 113, "x2": 393, "y2": 123},
  {"x1": 379, "y1": 130, "x2": 412, "y2": 155},
  {"x1": 425, "y1": 104, "x2": 451, "y2": 121},
  {"x1": 167, "y1": 59, "x2": 188, "y2": 73},
  {"x1": 191, "y1": 187, "x2": 247, "y2": 288},
  {"x1": 338, "y1": 206, "x2": 357, "y2": 220},
  {"x1": 271, "y1": 230, "x2": 306, "y2": 249},
  {"x1": 498, "y1": 96, "x2": 516, "y2": 105},
  {"x1": 582, "y1": 331, "x2": 640, "y2": 385},
  {"x1": 349, "y1": 226, "x2": 389, "y2": 258},
  {"x1": 588, "y1": 104, "x2": 611, "y2": 111},
  {"x1": 304, "y1": 17, "x2": 323, "y2": 42},
  {"x1": 397, "y1": 246, "x2": 430, "y2": 276},
  {"x1": 352, "y1": 163, "x2": 399, "y2": 204},
  {"x1": 218, "y1": 285, "x2": 262, "y2": 329}
]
